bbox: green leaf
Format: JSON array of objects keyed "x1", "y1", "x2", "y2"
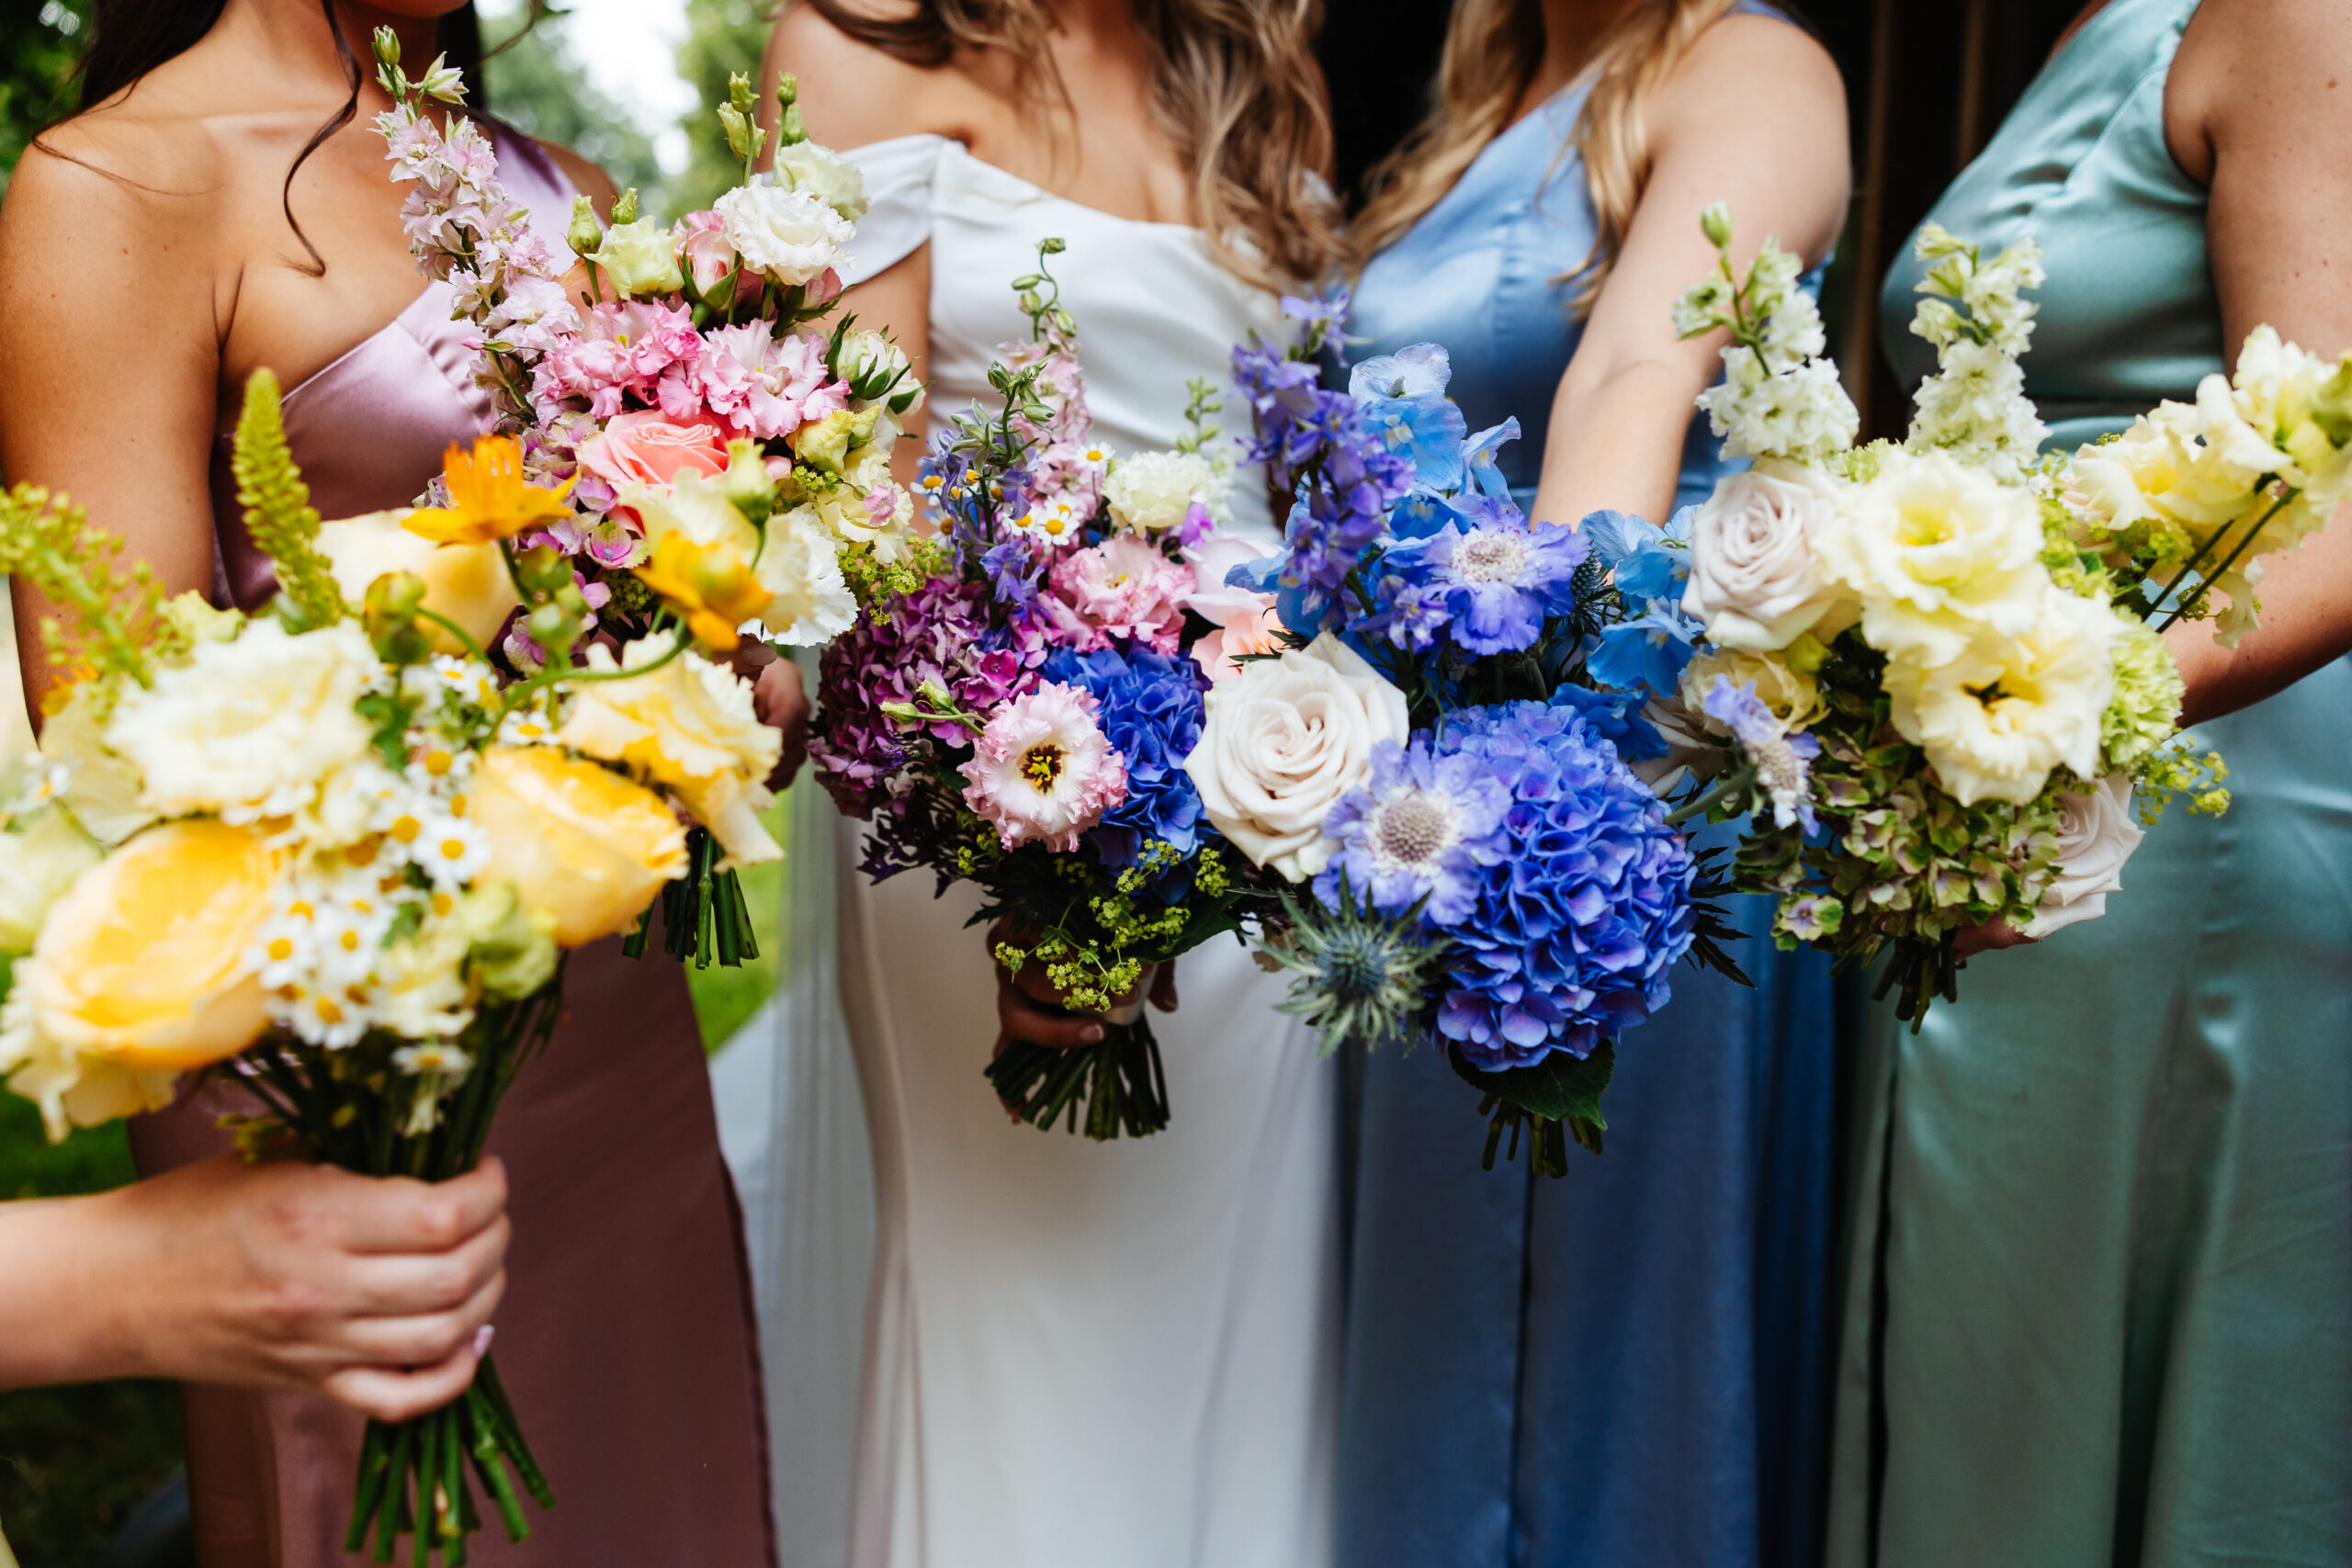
[{"x1": 1449, "y1": 1040, "x2": 1614, "y2": 1127}]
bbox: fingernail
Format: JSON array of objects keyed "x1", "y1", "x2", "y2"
[
  {"x1": 472, "y1": 1325, "x2": 495, "y2": 1358},
  {"x1": 1082, "y1": 1025, "x2": 1105, "y2": 1043}
]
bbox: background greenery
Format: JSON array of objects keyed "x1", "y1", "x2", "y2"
[{"x1": 0, "y1": 4, "x2": 779, "y2": 1560}]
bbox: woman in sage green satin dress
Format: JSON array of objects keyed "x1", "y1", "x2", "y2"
[{"x1": 1826, "y1": 1, "x2": 2352, "y2": 1563}]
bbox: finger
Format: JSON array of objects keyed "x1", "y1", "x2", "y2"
[
  {"x1": 334, "y1": 1158, "x2": 509, "y2": 1256},
  {"x1": 345, "y1": 1214, "x2": 511, "y2": 1317},
  {"x1": 998, "y1": 982, "x2": 1105, "y2": 1049},
  {"x1": 321, "y1": 1339, "x2": 486, "y2": 1425},
  {"x1": 1149, "y1": 962, "x2": 1178, "y2": 1013},
  {"x1": 336, "y1": 1269, "x2": 506, "y2": 1366}
]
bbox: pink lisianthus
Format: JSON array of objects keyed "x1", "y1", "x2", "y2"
[
  {"x1": 576, "y1": 410, "x2": 731, "y2": 491},
  {"x1": 1192, "y1": 605, "x2": 1286, "y2": 682},
  {"x1": 536, "y1": 300, "x2": 701, "y2": 418},
  {"x1": 1043, "y1": 536, "x2": 1194, "y2": 654},
  {"x1": 677, "y1": 210, "x2": 737, "y2": 293},
  {"x1": 959, "y1": 682, "x2": 1128, "y2": 852},
  {"x1": 802, "y1": 268, "x2": 843, "y2": 309}
]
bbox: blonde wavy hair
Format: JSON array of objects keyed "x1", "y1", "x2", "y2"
[
  {"x1": 800, "y1": 0, "x2": 1343, "y2": 292},
  {"x1": 1353, "y1": 0, "x2": 1741, "y2": 311}
]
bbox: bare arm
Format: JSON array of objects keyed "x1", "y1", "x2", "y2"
[
  {"x1": 1528, "y1": 15, "x2": 1849, "y2": 530},
  {"x1": 2163, "y1": 0, "x2": 2352, "y2": 725}
]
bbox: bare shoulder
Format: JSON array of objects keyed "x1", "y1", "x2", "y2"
[
  {"x1": 2172, "y1": 0, "x2": 2352, "y2": 171},
  {"x1": 1667, "y1": 11, "x2": 1847, "y2": 123},
  {"x1": 767, "y1": 0, "x2": 985, "y2": 150},
  {"x1": 0, "y1": 95, "x2": 223, "y2": 279}
]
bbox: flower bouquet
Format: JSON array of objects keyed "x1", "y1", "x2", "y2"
[
  {"x1": 1206, "y1": 299, "x2": 1746, "y2": 1177},
  {"x1": 809, "y1": 246, "x2": 1284, "y2": 1140},
  {"x1": 1651, "y1": 207, "x2": 2348, "y2": 1021},
  {"x1": 370, "y1": 31, "x2": 917, "y2": 964},
  {"x1": 0, "y1": 374, "x2": 781, "y2": 1562}
]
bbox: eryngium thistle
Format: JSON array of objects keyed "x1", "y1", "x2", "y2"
[{"x1": 1267, "y1": 877, "x2": 1452, "y2": 1056}]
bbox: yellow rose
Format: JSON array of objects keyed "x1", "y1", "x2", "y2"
[
  {"x1": 317, "y1": 509, "x2": 522, "y2": 655},
  {"x1": 1, "y1": 820, "x2": 276, "y2": 1138},
  {"x1": 469, "y1": 746, "x2": 689, "y2": 947},
  {"x1": 558, "y1": 635, "x2": 784, "y2": 868},
  {"x1": 1679, "y1": 648, "x2": 1824, "y2": 736}
]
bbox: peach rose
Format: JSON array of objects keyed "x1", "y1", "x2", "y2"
[{"x1": 577, "y1": 411, "x2": 731, "y2": 492}]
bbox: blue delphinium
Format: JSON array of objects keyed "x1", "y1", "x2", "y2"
[
  {"x1": 1460, "y1": 419, "x2": 1521, "y2": 500},
  {"x1": 1351, "y1": 344, "x2": 1469, "y2": 492},
  {"x1": 1041, "y1": 645, "x2": 1210, "y2": 868},
  {"x1": 1315, "y1": 739, "x2": 1510, "y2": 925},
  {"x1": 1423, "y1": 702, "x2": 1697, "y2": 1070},
  {"x1": 1368, "y1": 502, "x2": 1589, "y2": 656}
]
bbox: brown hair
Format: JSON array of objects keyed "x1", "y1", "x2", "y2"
[
  {"x1": 799, "y1": 0, "x2": 1343, "y2": 291},
  {"x1": 1352, "y1": 0, "x2": 1741, "y2": 312}
]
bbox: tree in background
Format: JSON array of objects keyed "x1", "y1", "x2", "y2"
[
  {"x1": 673, "y1": 0, "x2": 775, "y2": 216},
  {"x1": 479, "y1": 0, "x2": 667, "y2": 209},
  {"x1": 1, "y1": 0, "x2": 89, "y2": 197}
]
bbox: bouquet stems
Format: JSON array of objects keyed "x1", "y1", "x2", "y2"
[
  {"x1": 1448, "y1": 1043, "x2": 1615, "y2": 1179},
  {"x1": 623, "y1": 826, "x2": 759, "y2": 969},
  {"x1": 985, "y1": 1011, "x2": 1171, "y2": 1141}
]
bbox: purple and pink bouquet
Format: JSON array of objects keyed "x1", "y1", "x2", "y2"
[{"x1": 809, "y1": 245, "x2": 1286, "y2": 1140}]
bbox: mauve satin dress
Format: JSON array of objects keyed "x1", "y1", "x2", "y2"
[{"x1": 125, "y1": 131, "x2": 776, "y2": 1568}]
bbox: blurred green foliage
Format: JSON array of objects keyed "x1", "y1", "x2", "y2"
[
  {"x1": 479, "y1": 1, "x2": 668, "y2": 211},
  {"x1": 0, "y1": 0, "x2": 90, "y2": 197},
  {"x1": 672, "y1": 0, "x2": 778, "y2": 217}
]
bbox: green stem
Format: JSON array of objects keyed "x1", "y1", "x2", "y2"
[
  {"x1": 414, "y1": 608, "x2": 492, "y2": 667},
  {"x1": 2154, "y1": 487, "x2": 2292, "y2": 631},
  {"x1": 1666, "y1": 764, "x2": 1754, "y2": 828}
]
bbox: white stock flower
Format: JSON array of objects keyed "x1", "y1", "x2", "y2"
[
  {"x1": 1183, "y1": 633, "x2": 1410, "y2": 881},
  {"x1": 773, "y1": 140, "x2": 870, "y2": 222},
  {"x1": 106, "y1": 620, "x2": 378, "y2": 819},
  {"x1": 1817, "y1": 447, "x2": 2049, "y2": 666},
  {"x1": 715, "y1": 175, "x2": 854, "y2": 287},
  {"x1": 1699, "y1": 354, "x2": 1859, "y2": 465},
  {"x1": 1104, "y1": 450, "x2": 1220, "y2": 535},
  {"x1": 2019, "y1": 773, "x2": 2145, "y2": 939},
  {"x1": 1906, "y1": 338, "x2": 2048, "y2": 481},
  {"x1": 1680, "y1": 463, "x2": 1854, "y2": 650},
  {"x1": 1883, "y1": 582, "x2": 2118, "y2": 807}
]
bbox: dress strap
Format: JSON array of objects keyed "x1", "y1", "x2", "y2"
[{"x1": 838, "y1": 133, "x2": 951, "y2": 286}]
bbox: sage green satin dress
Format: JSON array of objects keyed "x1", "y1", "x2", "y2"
[{"x1": 1826, "y1": 2, "x2": 2352, "y2": 1563}]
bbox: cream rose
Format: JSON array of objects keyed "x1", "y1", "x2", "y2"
[
  {"x1": 559, "y1": 634, "x2": 785, "y2": 868},
  {"x1": 0, "y1": 807, "x2": 103, "y2": 953},
  {"x1": 105, "y1": 620, "x2": 376, "y2": 818},
  {"x1": 469, "y1": 746, "x2": 690, "y2": 947},
  {"x1": 1680, "y1": 463, "x2": 1852, "y2": 650},
  {"x1": 1104, "y1": 450, "x2": 1220, "y2": 535},
  {"x1": 715, "y1": 175, "x2": 854, "y2": 288},
  {"x1": 1182, "y1": 633, "x2": 1410, "y2": 880},
  {"x1": 316, "y1": 509, "x2": 521, "y2": 655},
  {"x1": 1818, "y1": 447, "x2": 2050, "y2": 667},
  {"x1": 1679, "y1": 647, "x2": 1824, "y2": 735},
  {"x1": 2020, "y1": 773, "x2": 2145, "y2": 939}
]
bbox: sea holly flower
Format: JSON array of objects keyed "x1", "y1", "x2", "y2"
[
  {"x1": 959, "y1": 682, "x2": 1129, "y2": 852},
  {"x1": 1702, "y1": 676, "x2": 1821, "y2": 832},
  {"x1": 1316, "y1": 739, "x2": 1510, "y2": 925}
]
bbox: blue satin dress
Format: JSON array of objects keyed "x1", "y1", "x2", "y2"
[{"x1": 1336, "y1": 10, "x2": 1838, "y2": 1565}]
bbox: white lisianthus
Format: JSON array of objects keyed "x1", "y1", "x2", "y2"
[
  {"x1": 1680, "y1": 463, "x2": 1853, "y2": 650},
  {"x1": 0, "y1": 807, "x2": 103, "y2": 953},
  {"x1": 2019, "y1": 772, "x2": 2145, "y2": 939},
  {"x1": 715, "y1": 175, "x2": 854, "y2": 287},
  {"x1": 837, "y1": 328, "x2": 920, "y2": 414},
  {"x1": 106, "y1": 619, "x2": 377, "y2": 819},
  {"x1": 805, "y1": 446, "x2": 914, "y2": 561},
  {"x1": 1182, "y1": 633, "x2": 1410, "y2": 881},
  {"x1": 1817, "y1": 447, "x2": 2049, "y2": 666},
  {"x1": 559, "y1": 633, "x2": 785, "y2": 868},
  {"x1": 1104, "y1": 450, "x2": 1221, "y2": 535},
  {"x1": 772, "y1": 140, "x2": 870, "y2": 222},
  {"x1": 753, "y1": 505, "x2": 860, "y2": 647},
  {"x1": 585, "y1": 216, "x2": 685, "y2": 298},
  {"x1": 1883, "y1": 583, "x2": 2118, "y2": 806}
]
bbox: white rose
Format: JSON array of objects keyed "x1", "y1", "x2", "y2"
[
  {"x1": 773, "y1": 140, "x2": 870, "y2": 222},
  {"x1": 1104, "y1": 450, "x2": 1219, "y2": 535},
  {"x1": 2019, "y1": 773, "x2": 2145, "y2": 939},
  {"x1": 1816, "y1": 446, "x2": 2049, "y2": 667},
  {"x1": 715, "y1": 176, "x2": 854, "y2": 288},
  {"x1": 1883, "y1": 582, "x2": 2118, "y2": 807},
  {"x1": 1680, "y1": 463, "x2": 1854, "y2": 651},
  {"x1": 106, "y1": 620, "x2": 377, "y2": 819},
  {"x1": 0, "y1": 807, "x2": 102, "y2": 953},
  {"x1": 1182, "y1": 633, "x2": 1409, "y2": 881}
]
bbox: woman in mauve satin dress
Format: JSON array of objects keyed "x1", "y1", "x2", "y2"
[{"x1": 0, "y1": 3, "x2": 792, "y2": 1563}]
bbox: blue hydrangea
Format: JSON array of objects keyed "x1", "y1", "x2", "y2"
[
  {"x1": 1040, "y1": 645, "x2": 1210, "y2": 866},
  {"x1": 1423, "y1": 702, "x2": 1697, "y2": 1070},
  {"x1": 1315, "y1": 739, "x2": 1511, "y2": 925},
  {"x1": 1368, "y1": 502, "x2": 1589, "y2": 656}
]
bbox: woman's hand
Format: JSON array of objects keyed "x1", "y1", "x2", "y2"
[
  {"x1": 0, "y1": 1155, "x2": 512, "y2": 1424},
  {"x1": 1953, "y1": 919, "x2": 2036, "y2": 962},
  {"x1": 991, "y1": 923, "x2": 1181, "y2": 1053},
  {"x1": 729, "y1": 642, "x2": 811, "y2": 789}
]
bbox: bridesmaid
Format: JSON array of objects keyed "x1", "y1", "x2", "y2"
[
  {"x1": 1827, "y1": 0, "x2": 2352, "y2": 1562},
  {"x1": 1336, "y1": 3, "x2": 1849, "y2": 1566},
  {"x1": 0, "y1": 3, "x2": 788, "y2": 1563}
]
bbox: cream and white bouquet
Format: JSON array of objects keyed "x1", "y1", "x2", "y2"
[
  {"x1": 369, "y1": 30, "x2": 916, "y2": 963},
  {"x1": 0, "y1": 374, "x2": 780, "y2": 1562},
  {"x1": 1644, "y1": 208, "x2": 2344, "y2": 1021}
]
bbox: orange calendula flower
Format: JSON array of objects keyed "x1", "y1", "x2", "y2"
[
  {"x1": 403, "y1": 435, "x2": 575, "y2": 545},
  {"x1": 633, "y1": 532, "x2": 769, "y2": 651}
]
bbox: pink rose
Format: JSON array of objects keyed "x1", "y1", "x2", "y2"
[
  {"x1": 1043, "y1": 535, "x2": 1194, "y2": 654},
  {"x1": 576, "y1": 411, "x2": 731, "y2": 491},
  {"x1": 1193, "y1": 605, "x2": 1286, "y2": 682}
]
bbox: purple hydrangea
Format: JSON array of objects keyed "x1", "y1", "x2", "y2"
[
  {"x1": 1425, "y1": 702, "x2": 1697, "y2": 1071},
  {"x1": 1316, "y1": 739, "x2": 1510, "y2": 925},
  {"x1": 1369, "y1": 503, "x2": 1589, "y2": 656},
  {"x1": 1041, "y1": 644, "x2": 1210, "y2": 867}
]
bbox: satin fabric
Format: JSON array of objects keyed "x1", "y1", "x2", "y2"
[
  {"x1": 126, "y1": 129, "x2": 777, "y2": 1568},
  {"x1": 808, "y1": 135, "x2": 1342, "y2": 1568},
  {"x1": 1336, "y1": 9, "x2": 1840, "y2": 1564},
  {"x1": 1828, "y1": 3, "x2": 2352, "y2": 1562}
]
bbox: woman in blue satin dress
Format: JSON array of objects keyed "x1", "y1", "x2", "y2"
[{"x1": 1337, "y1": 3, "x2": 1849, "y2": 1565}]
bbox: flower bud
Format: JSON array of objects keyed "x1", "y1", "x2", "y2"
[
  {"x1": 362, "y1": 570, "x2": 434, "y2": 665},
  {"x1": 374, "y1": 25, "x2": 400, "y2": 68},
  {"x1": 457, "y1": 882, "x2": 559, "y2": 1000},
  {"x1": 729, "y1": 71, "x2": 758, "y2": 113},
  {"x1": 1700, "y1": 202, "x2": 1734, "y2": 251},
  {"x1": 610, "y1": 186, "x2": 639, "y2": 225},
  {"x1": 567, "y1": 194, "x2": 604, "y2": 260}
]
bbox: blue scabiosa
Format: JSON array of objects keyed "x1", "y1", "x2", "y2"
[
  {"x1": 1425, "y1": 702, "x2": 1697, "y2": 1070},
  {"x1": 1315, "y1": 739, "x2": 1510, "y2": 924},
  {"x1": 1702, "y1": 675, "x2": 1821, "y2": 831},
  {"x1": 1372, "y1": 504, "x2": 1589, "y2": 656}
]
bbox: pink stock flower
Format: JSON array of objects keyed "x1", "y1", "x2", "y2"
[
  {"x1": 1043, "y1": 535, "x2": 1195, "y2": 654},
  {"x1": 959, "y1": 682, "x2": 1128, "y2": 852},
  {"x1": 576, "y1": 410, "x2": 732, "y2": 491},
  {"x1": 1193, "y1": 605, "x2": 1287, "y2": 682}
]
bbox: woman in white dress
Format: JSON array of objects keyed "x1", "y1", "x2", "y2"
[{"x1": 758, "y1": 5, "x2": 1348, "y2": 1566}]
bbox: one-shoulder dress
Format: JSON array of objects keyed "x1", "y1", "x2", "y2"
[{"x1": 126, "y1": 130, "x2": 777, "y2": 1568}]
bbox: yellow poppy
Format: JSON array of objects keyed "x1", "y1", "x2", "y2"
[
  {"x1": 403, "y1": 435, "x2": 575, "y2": 546},
  {"x1": 633, "y1": 531, "x2": 769, "y2": 651}
]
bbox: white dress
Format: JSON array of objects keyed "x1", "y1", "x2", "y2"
[{"x1": 824, "y1": 135, "x2": 1341, "y2": 1568}]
